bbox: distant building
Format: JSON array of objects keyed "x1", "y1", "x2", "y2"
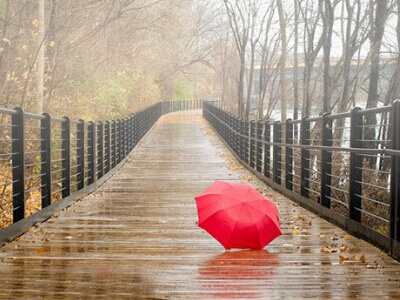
[{"x1": 245, "y1": 56, "x2": 397, "y2": 119}]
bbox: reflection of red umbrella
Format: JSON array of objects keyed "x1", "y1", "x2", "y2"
[
  {"x1": 195, "y1": 181, "x2": 281, "y2": 250},
  {"x1": 199, "y1": 250, "x2": 279, "y2": 279},
  {"x1": 198, "y1": 250, "x2": 279, "y2": 299}
]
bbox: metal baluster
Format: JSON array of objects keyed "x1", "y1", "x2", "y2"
[
  {"x1": 97, "y1": 122, "x2": 104, "y2": 179},
  {"x1": 88, "y1": 121, "x2": 96, "y2": 184},
  {"x1": 321, "y1": 114, "x2": 333, "y2": 207},
  {"x1": 61, "y1": 117, "x2": 71, "y2": 198},
  {"x1": 301, "y1": 118, "x2": 310, "y2": 198},
  {"x1": 264, "y1": 121, "x2": 271, "y2": 178},
  {"x1": 77, "y1": 120, "x2": 85, "y2": 190},
  {"x1": 273, "y1": 121, "x2": 282, "y2": 184},
  {"x1": 286, "y1": 119, "x2": 294, "y2": 190},
  {"x1": 349, "y1": 107, "x2": 363, "y2": 222},
  {"x1": 41, "y1": 113, "x2": 52, "y2": 208}
]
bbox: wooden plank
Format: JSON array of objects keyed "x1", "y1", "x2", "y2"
[{"x1": 0, "y1": 112, "x2": 400, "y2": 299}]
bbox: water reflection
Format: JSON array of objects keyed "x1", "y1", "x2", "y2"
[{"x1": 198, "y1": 250, "x2": 279, "y2": 299}]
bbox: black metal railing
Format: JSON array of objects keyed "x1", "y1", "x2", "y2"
[
  {"x1": 0, "y1": 99, "x2": 202, "y2": 240},
  {"x1": 203, "y1": 100, "x2": 400, "y2": 260},
  {"x1": 161, "y1": 99, "x2": 203, "y2": 114}
]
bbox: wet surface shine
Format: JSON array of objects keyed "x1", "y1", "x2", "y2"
[{"x1": 1, "y1": 112, "x2": 400, "y2": 299}]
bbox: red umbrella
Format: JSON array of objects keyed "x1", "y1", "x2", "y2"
[{"x1": 195, "y1": 181, "x2": 281, "y2": 250}]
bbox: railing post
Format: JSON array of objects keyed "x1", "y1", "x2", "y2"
[
  {"x1": 61, "y1": 116, "x2": 71, "y2": 198},
  {"x1": 222, "y1": 111, "x2": 226, "y2": 141},
  {"x1": 117, "y1": 119, "x2": 121, "y2": 163},
  {"x1": 133, "y1": 115, "x2": 137, "y2": 147},
  {"x1": 227, "y1": 113, "x2": 231, "y2": 147},
  {"x1": 77, "y1": 119, "x2": 85, "y2": 190},
  {"x1": 273, "y1": 121, "x2": 282, "y2": 184},
  {"x1": 391, "y1": 100, "x2": 400, "y2": 249},
  {"x1": 264, "y1": 121, "x2": 271, "y2": 178},
  {"x1": 321, "y1": 114, "x2": 333, "y2": 208},
  {"x1": 239, "y1": 120, "x2": 243, "y2": 160},
  {"x1": 349, "y1": 107, "x2": 363, "y2": 222},
  {"x1": 123, "y1": 118, "x2": 128, "y2": 157},
  {"x1": 286, "y1": 119, "x2": 293, "y2": 190},
  {"x1": 97, "y1": 121, "x2": 104, "y2": 179},
  {"x1": 12, "y1": 108, "x2": 25, "y2": 222},
  {"x1": 120, "y1": 119, "x2": 124, "y2": 159},
  {"x1": 112, "y1": 120, "x2": 117, "y2": 168},
  {"x1": 123, "y1": 118, "x2": 127, "y2": 158},
  {"x1": 126, "y1": 117, "x2": 130, "y2": 153},
  {"x1": 256, "y1": 121, "x2": 263, "y2": 173},
  {"x1": 249, "y1": 121, "x2": 256, "y2": 168},
  {"x1": 300, "y1": 118, "x2": 310, "y2": 197},
  {"x1": 235, "y1": 117, "x2": 240, "y2": 156},
  {"x1": 88, "y1": 121, "x2": 96, "y2": 184},
  {"x1": 230, "y1": 115, "x2": 234, "y2": 149},
  {"x1": 41, "y1": 113, "x2": 52, "y2": 208},
  {"x1": 125, "y1": 118, "x2": 128, "y2": 155},
  {"x1": 104, "y1": 121, "x2": 111, "y2": 173},
  {"x1": 129, "y1": 115, "x2": 133, "y2": 151}
]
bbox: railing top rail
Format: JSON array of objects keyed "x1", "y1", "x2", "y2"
[
  {"x1": 358, "y1": 105, "x2": 392, "y2": 115},
  {"x1": 23, "y1": 111, "x2": 45, "y2": 120},
  {"x1": 207, "y1": 101, "x2": 398, "y2": 123},
  {"x1": 204, "y1": 101, "x2": 400, "y2": 157},
  {"x1": 0, "y1": 107, "x2": 16, "y2": 115},
  {"x1": 326, "y1": 111, "x2": 352, "y2": 120}
]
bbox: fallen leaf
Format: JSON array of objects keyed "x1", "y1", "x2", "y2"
[
  {"x1": 35, "y1": 247, "x2": 49, "y2": 254},
  {"x1": 292, "y1": 228, "x2": 301, "y2": 235},
  {"x1": 343, "y1": 234, "x2": 352, "y2": 241},
  {"x1": 339, "y1": 254, "x2": 350, "y2": 264},
  {"x1": 359, "y1": 254, "x2": 366, "y2": 263},
  {"x1": 321, "y1": 246, "x2": 332, "y2": 253}
]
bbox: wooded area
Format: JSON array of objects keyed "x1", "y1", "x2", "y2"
[
  {"x1": 0, "y1": 0, "x2": 218, "y2": 119},
  {"x1": 219, "y1": 0, "x2": 400, "y2": 121},
  {"x1": 1, "y1": 1, "x2": 399, "y2": 122}
]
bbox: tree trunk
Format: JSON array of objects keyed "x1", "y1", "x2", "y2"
[
  {"x1": 321, "y1": 0, "x2": 333, "y2": 113},
  {"x1": 238, "y1": 53, "x2": 246, "y2": 119},
  {"x1": 37, "y1": 0, "x2": 45, "y2": 113},
  {"x1": 293, "y1": 0, "x2": 299, "y2": 121},
  {"x1": 246, "y1": 43, "x2": 256, "y2": 120},
  {"x1": 365, "y1": 0, "x2": 387, "y2": 166},
  {"x1": 277, "y1": 0, "x2": 287, "y2": 123}
]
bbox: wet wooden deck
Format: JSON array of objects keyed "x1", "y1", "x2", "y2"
[{"x1": 1, "y1": 112, "x2": 400, "y2": 299}]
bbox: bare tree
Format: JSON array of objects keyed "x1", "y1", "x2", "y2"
[
  {"x1": 223, "y1": 0, "x2": 250, "y2": 119},
  {"x1": 257, "y1": 4, "x2": 278, "y2": 119},
  {"x1": 276, "y1": 0, "x2": 288, "y2": 122},
  {"x1": 293, "y1": 0, "x2": 300, "y2": 120},
  {"x1": 366, "y1": 0, "x2": 388, "y2": 109},
  {"x1": 321, "y1": 0, "x2": 335, "y2": 113}
]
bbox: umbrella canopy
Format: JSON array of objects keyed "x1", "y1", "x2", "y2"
[{"x1": 195, "y1": 181, "x2": 281, "y2": 250}]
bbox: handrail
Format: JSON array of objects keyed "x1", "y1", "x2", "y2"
[
  {"x1": 0, "y1": 99, "x2": 203, "y2": 243},
  {"x1": 204, "y1": 107, "x2": 400, "y2": 157},
  {"x1": 203, "y1": 100, "x2": 400, "y2": 261}
]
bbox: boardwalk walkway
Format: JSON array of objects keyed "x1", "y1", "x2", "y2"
[{"x1": 0, "y1": 112, "x2": 400, "y2": 299}]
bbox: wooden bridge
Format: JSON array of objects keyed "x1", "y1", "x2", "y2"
[{"x1": 0, "y1": 109, "x2": 400, "y2": 299}]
